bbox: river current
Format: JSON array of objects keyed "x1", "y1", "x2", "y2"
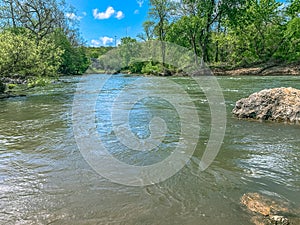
[{"x1": 0, "y1": 75, "x2": 299, "y2": 224}]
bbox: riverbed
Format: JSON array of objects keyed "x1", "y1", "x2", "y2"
[{"x1": 0, "y1": 75, "x2": 299, "y2": 224}]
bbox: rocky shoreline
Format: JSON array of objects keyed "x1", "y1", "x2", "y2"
[
  {"x1": 0, "y1": 93, "x2": 27, "y2": 99},
  {"x1": 1, "y1": 76, "x2": 27, "y2": 85},
  {"x1": 0, "y1": 76, "x2": 27, "y2": 98},
  {"x1": 212, "y1": 63, "x2": 300, "y2": 76}
]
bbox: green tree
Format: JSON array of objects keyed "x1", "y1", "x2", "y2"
[
  {"x1": 148, "y1": 0, "x2": 174, "y2": 67},
  {"x1": 215, "y1": 0, "x2": 285, "y2": 65},
  {"x1": 0, "y1": 29, "x2": 63, "y2": 77},
  {"x1": 19, "y1": 0, "x2": 67, "y2": 42},
  {"x1": 280, "y1": 0, "x2": 300, "y2": 62},
  {"x1": 168, "y1": 0, "x2": 225, "y2": 63},
  {"x1": 51, "y1": 29, "x2": 89, "y2": 74},
  {"x1": 119, "y1": 37, "x2": 138, "y2": 68},
  {"x1": 0, "y1": 0, "x2": 89, "y2": 77},
  {"x1": 167, "y1": 15, "x2": 201, "y2": 64},
  {"x1": 137, "y1": 21, "x2": 155, "y2": 41}
]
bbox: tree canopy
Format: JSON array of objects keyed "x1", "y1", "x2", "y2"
[
  {"x1": 0, "y1": 0, "x2": 90, "y2": 79},
  {"x1": 143, "y1": 0, "x2": 300, "y2": 66}
]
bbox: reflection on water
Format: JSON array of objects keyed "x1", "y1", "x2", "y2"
[{"x1": 0, "y1": 75, "x2": 299, "y2": 224}]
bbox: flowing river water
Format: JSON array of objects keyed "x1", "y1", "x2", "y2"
[{"x1": 0, "y1": 74, "x2": 299, "y2": 225}]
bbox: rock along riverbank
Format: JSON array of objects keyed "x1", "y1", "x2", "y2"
[{"x1": 212, "y1": 63, "x2": 300, "y2": 76}]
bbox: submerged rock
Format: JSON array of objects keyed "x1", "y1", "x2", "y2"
[
  {"x1": 269, "y1": 215, "x2": 290, "y2": 225},
  {"x1": 232, "y1": 87, "x2": 300, "y2": 123},
  {"x1": 241, "y1": 193, "x2": 289, "y2": 216},
  {"x1": 241, "y1": 193, "x2": 291, "y2": 225}
]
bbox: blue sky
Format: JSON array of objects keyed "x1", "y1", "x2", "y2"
[{"x1": 65, "y1": 0, "x2": 149, "y2": 47}]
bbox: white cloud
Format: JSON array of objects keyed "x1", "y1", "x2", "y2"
[
  {"x1": 91, "y1": 40, "x2": 101, "y2": 47},
  {"x1": 91, "y1": 36, "x2": 115, "y2": 47},
  {"x1": 115, "y1": 11, "x2": 125, "y2": 20},
  {"x1": 137, "y1": 0, "x2": 144, "y2": 8},
  {"x1": 93, "y1": 7, "x2": 115, "y2": 20},
  {"x1": 82, "y1": 12, "x2": 87, "y2": 16},
  {"x1": 134, "y1": 9, "x2": 139, "y2": 14},
  {"x1": 66, "y1": 13, "x2": 82, "y2": 21},
  {"x1": 93, "y1": 7, "x2": 125, "y2": 20},
  {"x1": 101, "y1": 36, "x2": 114, "y2": 45},
  {"x1": 116, "y1": 39, "x2": 121, "y2": 46}
]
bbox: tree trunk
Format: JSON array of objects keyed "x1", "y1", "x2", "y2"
[
  {"x1": 215, "y1": 12, "x2": 222, "y2": 63},
  {"x1": 191, "y1": 36, "x2": 198, "y2": 65},
  {"x1": 202, "y1": 39, "x2": 209, "y2": 62},
  {"x1": 9, "y1": 1, "x2": 16, "y2": 28}
]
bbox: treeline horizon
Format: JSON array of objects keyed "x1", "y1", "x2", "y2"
[
  {"x1": 92, "y1": 0, "x2": 300, "y2": 75},
  {"x1": 0, "y1": 0, "x2": 299, "y2": 80}
]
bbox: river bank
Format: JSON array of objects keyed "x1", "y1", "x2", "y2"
[
  {"x1": 1, "y1": 62, "x2": 299, "y2": 98},
  {"x1": 0, "y1": 76, "x2": 60, "y2": 98},
  {"x1": 88, "y1": 58, "x2": 300, "y2": 76},
  {"x1": 212, "y1": 63, "x2": 300, "y2": 76}
]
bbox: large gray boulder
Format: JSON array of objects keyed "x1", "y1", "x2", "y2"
[{"x1": 232, "y1": 87, "x2": 300, "y2": 123}]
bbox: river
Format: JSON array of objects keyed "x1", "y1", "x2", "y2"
[{"x1": 0, "y1": 74, "x2": 299, "y2": 225}]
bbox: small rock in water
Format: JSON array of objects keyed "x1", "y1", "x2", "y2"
[{"x1": 268, "y1": 215, "x2": 289, "y2": 225}]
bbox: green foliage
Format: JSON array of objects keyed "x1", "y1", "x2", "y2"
[
  {"x1": 141, "y1": 62, "x2": 161, "y2": 75},
  {"x1": 279, "y1": 17, "x2": 300, "y2": 62},
  {"x1": 35, "y1": 36, "x2": 64, "y2": 76},
  {"x1": 27, "y1": 76, "x2": 52, "y2": 88},
  {"x1": 85, "y1": 46, "x2": 114, "y2": 58},
  {"x1": 51, "y1": 29, "x2": 90, "y2": 75},
  {"x1": 145, "y1": 0, "x2": 300, "y2": 67},
  {"x1": 0, "y1": 30, "x2": 34, "y2": 77},
  {"x1": 0, "y1": 28, "x2": 89, "y2": 78},
  {"x1": 0, "y1": 0, "x2": 90, "y2": 79},
  {"x1": 0, "y1": 29, "x2": 63, "y2": 77},
  {"x1": 128, "y1": 62, "x2": 145, "y2": 74},
  {"x1": 7, "y1": 84, "x2": 17, "y2": 89},
  {"x1": 119, "y1": 37, "x2": 138, "y2": 68},
  {"x1": 72, "y1": 46, "x2": 90, "y2": 74},
  {"x1": 287, "y1": 0, "x2": 300, "y2": 18},
  {"x1": 204, "y1": 0, "x2": 300, "y2": 65},
  {"x1": 166, "y1": 16, "x2": 198, "y2": 49}
]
